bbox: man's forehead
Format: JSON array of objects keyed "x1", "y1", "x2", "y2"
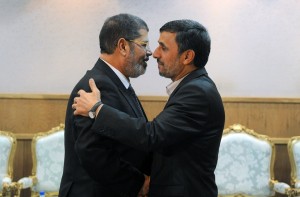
[
  {"x1": 137, "y1": 29, "x2": 149, "y2": 40},
  {"x1": 158, "y1": 32, "x2": 176, "y2": 43}
]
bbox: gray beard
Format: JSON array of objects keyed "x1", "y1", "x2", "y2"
[{"x1": 128, "y1": 63, "x2": 146, "y2": 78}]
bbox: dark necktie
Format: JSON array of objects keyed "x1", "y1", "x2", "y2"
[{"x1": 128, "y1": 84, "x2": 144, "y2": 118}]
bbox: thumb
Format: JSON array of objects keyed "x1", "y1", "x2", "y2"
[{"x1": 89, "y1": 78, "x2": 99, "y2": 93}]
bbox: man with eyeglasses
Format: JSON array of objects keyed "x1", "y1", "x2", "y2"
[
  {"x1": 72, "y1": 19, "x2": 225, "y2": 197},
  {"x1": 59, "y1": 13, "x2": 152, "y2": 197}
]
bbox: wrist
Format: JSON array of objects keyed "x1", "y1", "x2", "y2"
[
  {"x1": 88, "y1": 100, "x2": 102, "y2": 119},
  {"x1": 94, "y1": 103, "x2": 103, "y2": 118}
]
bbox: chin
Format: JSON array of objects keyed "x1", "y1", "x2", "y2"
[{"x1": 132, "y1": 70, "x2": 146, "y2": 78}]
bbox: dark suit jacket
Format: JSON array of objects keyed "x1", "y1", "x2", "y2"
[
  {"x1": 59, "y1": 59, "x2": 152, "y2": 197},
  {"x1": 91, "y1": 67, "x2": 225, "y2": 197}
]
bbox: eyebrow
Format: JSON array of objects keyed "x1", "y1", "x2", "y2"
[
  {"x1": 158, "y1": 41, "x2": 167, "y2": 48},
  {"x1": 138, "y1": 39, "x2": 149, "y2": 44},
  {"x1": 138, "y1": 40, "x2": 149, "y2": 44}
]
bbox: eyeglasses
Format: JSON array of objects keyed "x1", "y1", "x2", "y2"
[{"x1": 125, "y1": 38, "x2": 150, "y2": 52}]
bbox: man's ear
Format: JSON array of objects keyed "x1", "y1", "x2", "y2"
[
  {"x1": 117, "y1": 38, "x2": 128, "y2": 56},
  {"x1": 182, "y1": 49, "x2": 195, "y2": 65}
]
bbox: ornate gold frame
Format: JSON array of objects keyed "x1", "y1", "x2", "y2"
[
  {"x1": 288, "y1": 136, "x2": 300, "y2": 186},
  {"x1": 0, "y1": 130, "x2": 17, "y2": 183},
  {"x1": 30, "y1": 124, "x2": 65, "y2": 197},
  {"x1": 220, "y1": 124, "x2": 276, "y2": 197},
  {"x1": 0, "y1": 130, "x2": 17, "y2": 197}
]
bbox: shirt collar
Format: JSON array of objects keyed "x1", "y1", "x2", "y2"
[
  {"x1": 101, "y1": 58, "x2": 130, "y2": 89},
  {"x1": 166, "y1": 75, "x2": 189, "y2": 96}
]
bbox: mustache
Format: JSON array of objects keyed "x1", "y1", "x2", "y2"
[{"x1": 157, "y1": 59, "x2": 163, "y2": 64}]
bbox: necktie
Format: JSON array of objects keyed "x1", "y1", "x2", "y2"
[{"x1": 128, "y1": 84, "x2": 144, "y2": 117}]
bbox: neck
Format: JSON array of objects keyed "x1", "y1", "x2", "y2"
[
  {"x1": 100, "y1": 54, "x2": 127, "y2": 76},
  {"x1": 172, "y1": 65, "x2": 197, "y2": 81}
]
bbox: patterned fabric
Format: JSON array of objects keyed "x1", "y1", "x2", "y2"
[
  {"x1": 215, "y1": 133, "x2": 274, "y2": 196},
  {"x1": 32, "y1": 130, "x2": 65, "y2": 192},
  {"x1": 293, "y1": 140, "x2": 300, "y2": 188},
  {"x1": 0, "y1": 135, "x2": 12, "y2": 191},
  {"x1": 273, "y1": 182, "x2": 291, "y2": 194}
]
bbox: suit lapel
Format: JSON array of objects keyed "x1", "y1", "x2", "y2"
[
  {"x1": 92, "y1": 59, "x2": 125, "y2": 88},
  {"x1": 119, "y1": 87, "x2": 144, "y2": 118},
  {"x1": 93, "y1": 59, "x2": 146, "y2": 119},
  {"x1": 165, "y1": 67, "x2": 208, "y2": 108}
]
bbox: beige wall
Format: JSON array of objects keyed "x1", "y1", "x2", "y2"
[{"x1": 1, "y1": 1, "x2": 300, "y2": 97}]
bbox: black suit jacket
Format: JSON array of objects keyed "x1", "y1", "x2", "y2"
[
  {"x1": 91, "y1": 67, "x2": 225, "y2": 197},
  {"x1": 59, "y1": 59, "x2": 152, "y2": 197}
]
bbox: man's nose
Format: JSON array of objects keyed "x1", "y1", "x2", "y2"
[{"x1": 146, "y1": 47, "x2": 152, "y2": 56}]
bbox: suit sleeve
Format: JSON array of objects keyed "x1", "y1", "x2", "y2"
[
  {"x1": 91, "y1": 83, "x2": 211, "y2": 152},
  {"x1": 74, "y1": 115, "x2": 144, "y2": 192},
  {"x1": 72, "y1": 81, "x2": 145, "y2": 194}
]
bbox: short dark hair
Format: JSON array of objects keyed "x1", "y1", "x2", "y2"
[
  {"x1": 160, "y1": 20, "x2": 211, "y2": 68},
  {"x1": 99, "y1": 13, "x2": 149, "y2": 54}
]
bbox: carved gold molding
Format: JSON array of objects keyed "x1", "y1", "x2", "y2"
[
  {"x1": 31, "y1": 124, "x2": 65, "y2": 177},
  {"x1": 288, "y1": 136, "x2": 300, "y2": 186},
  {"x1": 0, "y1": 130, "x2": 17, "y2": 179}
]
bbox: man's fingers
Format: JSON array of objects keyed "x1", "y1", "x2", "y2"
[
  {"x1": 89, "y1": 78, "x2": 99, "y2": 93},
  {"x1": 77, "y1": 89, "x2": 87, "y2": 96},
  {"x1": 89, "y1": 78, "x2": 101, "y2": 101},
  {"x1": 73, "y1": 79, "x2": 101, "y2": 117},
  {"x1": 72, "y1": 105, "x2": 88, "y2": 117}
]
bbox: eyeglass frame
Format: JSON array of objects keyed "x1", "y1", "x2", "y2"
[{"x1": 124, "y1": 38, "x2": 150, "y2": 52}]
